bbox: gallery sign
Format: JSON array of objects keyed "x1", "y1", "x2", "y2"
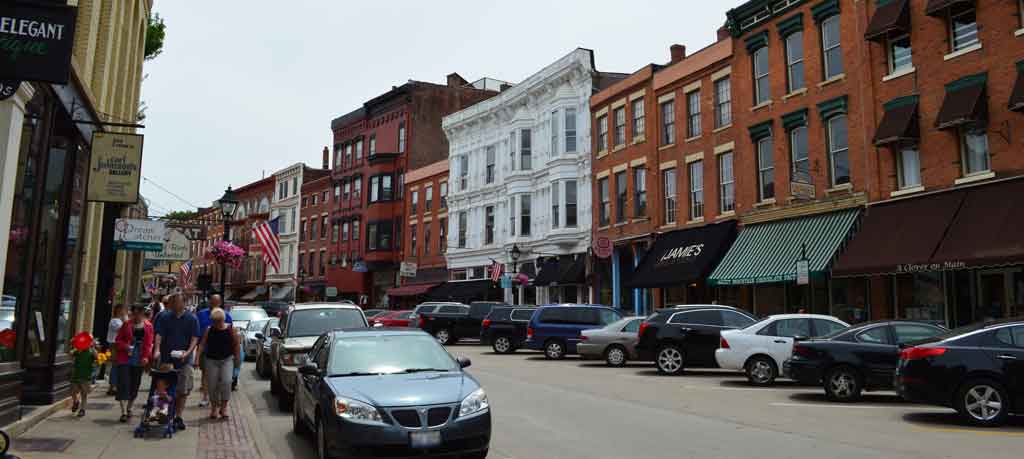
[
  {"x1": 0, "y1": 1, "x2": 78, "y2": 84},
  {"x1": 113, "y1": 218, "x2": 166, "y2": 252},
  {"x1": 88, "y1": 132, "x2": 143, "y2": 203}
]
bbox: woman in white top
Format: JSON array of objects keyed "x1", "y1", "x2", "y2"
[{"x1": 105, "y1": 304, "x2": 127, "y2": 396}]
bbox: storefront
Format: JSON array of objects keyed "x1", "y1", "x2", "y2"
[
  {"x1": 425, "y1": 279, "x2": 502, "y2": 304},
  {"x1": 532, "y1": 254, "x2": 587, "y2": 305},
  {"x1": 387, "y1": 267, "x2": 447, "y2": 309}
]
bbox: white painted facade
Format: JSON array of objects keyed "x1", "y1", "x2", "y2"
[
  {"x1": 267, "y1": 163, "x2": 305, "y2": 298},
  {"x1": 443, "y1": 49, "x2": 601, "y2": 305}
]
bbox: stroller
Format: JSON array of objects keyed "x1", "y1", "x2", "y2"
[{"x1": 134, "y1": 366, "x2": 178, "y2": 438}]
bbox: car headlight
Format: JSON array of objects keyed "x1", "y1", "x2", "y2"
[
  {"x1": 282, "y1": 352, "x2": 308, "y2": 366},
  {"x1": 458, "y1": 388, "x2": 489, "y2": 419},
  {"x1": 334, "y1": 397, "x2": 385, "y2": 425}
]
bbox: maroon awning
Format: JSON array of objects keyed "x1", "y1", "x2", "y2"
[
  {"x1": 931, "y1": 179, "x2": 1024, "y2": 270},
  {"x1": 924, "y1": 0, "x2": 974, "y2": 16},
  {"x1": 935, "y1": 74, "x2": 987, "y2": 130},
  {"x1": 385, "y1": 283, "x2": 440, "y2": 297},
  {"x1": 865, "y1": 0, "x2": 910, "y2": 41},
  {"x1": 1010, "y1": 62, "x2": 1024, "y2": 112},
  {"x1": 874, "y1": 97, "x2": 919, "y2": 146}
]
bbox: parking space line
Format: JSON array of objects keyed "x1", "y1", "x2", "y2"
[
  {"x1": 769, "y1": 402, "x2": 949, "y2": 411},
  {"x1": 910, "y1": 426, "x2": 1024, "y2": 437}
]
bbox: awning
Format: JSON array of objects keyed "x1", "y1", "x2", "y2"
[
  {"x1": 931, "y1": 179, "x2": 1024, "y2": 270},
  {"x1": 533, "y1": 255, "x2": 588, "y2": 286},
  {"x1": 709, "y1": 209, "x2": 859, "y2": 286},
  {"x1": 924, "y1": 0, "x2": 973, "y2": 16},
  {"x1": 625, "y1": 221, "x2": 738, "y2": 289},
  {"x1": 1010, "y1": 61, "x2": 1024, "y2": 112},
  {"x1": 832, "y1": 191, "x2": 966, "y2": 277},
  {"x1": 532, "y1": 258, "x2": 564, "y2": 287},
  {"x1": 864, "y1": 0, "x2": 910, "y2": 41},
  {"x1": 559, "y1": 255, "x2": 586, "y2": 284},
  {"x1": 386, "y1": 283, "x2": 440, "y2": 297},
  {"x1": 874, "y1": 96, "x2": 919, "y2": 146},
  {"x1": 403, "y1": 267, "x2": 449, "y2": 285},
  {"x1": 270, "y1": 285, "x2": 294, "y2": 301},
  {"x1": 425, "y1": 280, "x2": 498, "y2": 303},
  {"x1": 240, "y1": 286, "x2": 267, "y2": 301},
  {"x1": 935, "y1": 73, "x2": 987, "y2": 130}
]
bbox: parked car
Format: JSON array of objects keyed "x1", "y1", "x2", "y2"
[
  {"x1": 419, "y1": 302, "x2": 504, "y2": 345},
  {"x1": 480, "y1": 307, "x2": 536, "y2": 354},
  {"x1": 411, "y1": 303, "x2": 446, "y2": 320},
  {"x1": 784, "y1": 320, "x2": 946, "y2": 402},
  {"x1": 371, "y1": 310, "x2": 415, "y2": 328},
  {"x1": 292, "y1": 329, "x2": 490, "y2": 458},
  {"x1": 524, "y1": 304, "x2": 624, "y2": 359},
  {"x1": 715, "y1": 314, "x2": 849, "y2": 385},
  {"x1": 255, "y1": 318, "x2": 279, "y2": 378},
  {"x1": 363, "y1": 309, "x2": 388, "y2": 319},
  {"x1": 229, "y1": 305, "x2": 268, "y2": 331},
  {"x1": 243, "y1": 317, "x2": 273, "y2": 360},
  {"x1": 577, "y1": 316, "x2": 645, "y2": 366},
  {"x1": 257, "y1": 300, "x2": 291, "y2": 317},
  {"x1": 270, "y1": 303, "x2": 368, "y2": 410},
  {"x1": 897, "y1": 319, "x2": 1024, "y2": 426},
  {"x1": 637, "y1": 305, "x2": 758, "y2": 375}
]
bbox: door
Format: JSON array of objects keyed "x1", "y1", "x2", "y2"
[
  {"x1": 852, "y1": 325, "x2": 898, "y2": 389},
  {"x1": 298, "y1": 336, "x2": 327, "y2": 423},
  {"x1": 991, "y1": 326, "x2": 1024, "y2": 410},
  {"x1": 760, "y1": 318, "x2": 811, "y2": 367},
  {"x1": 976, "y1": 269, "x2": 1021, "y2": 322},
  {"x1": 615, "y1": 318, "x2": 642, "y2": 345},
  {"x1": 669, "y1": 309, "x2": 723, "y2": 366}
]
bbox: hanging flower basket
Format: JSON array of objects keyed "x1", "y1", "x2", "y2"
[{"x1": 206, "y1": 240, "x2": 245, "y2": 270}]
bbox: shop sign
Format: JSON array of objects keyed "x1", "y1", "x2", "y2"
[
  {"x1": 88, "y1": 132, "x2": 144, "y2": 203},
  {"x1": 795, "y1": 259, "x2": 810, "y2": 285},
  {"x1": 400, "y1": 261, "x2": 417, "y2": 278},
  {"x1": 896, "y1": 261, "x2": 967, "y2": 273},
  {"x1": 0, "y1": 2, "x2": 78, "y2": 84},
  {"x1": 113, "y1": 218, "x2": 166, "y2": 252},
  {"x1": 166, "y1": 222, "x2": 206, "y2": 241},
  {"x1": 353, "y1": 261, "x2": 368, "y2": 273},
  {"x1": 593, "y1": 237, "x2": 613, "y2": 259},
  {"x1": 0, "y1": 79, "x2": 18, "y2": 101},
  {"x1": 325, "y1": 287, "x2": 338, "y2": 298},
  {"x1": 145, "y1": 229, "x2": 190, "y2": 261},
  {"x1": 790, "y1": 181, "x2": 815, "y2": 201},
  {"x1": 500, "y1": 275, "x2": 512, "y2": 289},
  {"x1": 656, "y1": 243, "x2": 704, "y2": 266}
]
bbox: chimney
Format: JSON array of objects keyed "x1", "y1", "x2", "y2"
[
  {"x1": 670, "y1": 44, "x2": 686, "y2": 64},
  {"x1": 322, "y1": 146, "x2": 329, "y2": 170},
  {"x1": 446, "y1": 72, "x2": 468, "y2": 88},
  {"x1": 717, "y1": 25, "x2": 731, "y2": 41}
]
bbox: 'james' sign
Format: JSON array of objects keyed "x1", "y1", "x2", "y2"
[
  {"x1": 0, "y1": 2, "x2": 78, "y2": 84},
  {"x1": 88, "y1": 132, "x2": 143, "y2": 203}
]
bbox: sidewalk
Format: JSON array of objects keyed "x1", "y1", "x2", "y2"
[{"x1": 9, "y1": 374, "x2": 275, "y2": 459}]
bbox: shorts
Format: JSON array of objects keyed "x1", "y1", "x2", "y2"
[
  {"x1": 71, "y1": 382, "x2": 91, "y2": 394},
  {"x1": 176, "y1": 363, "x2": 194, "y2": 396}
]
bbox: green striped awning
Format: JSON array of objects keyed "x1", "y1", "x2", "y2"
[{"x1": 708, "y1": 209, "x2": 860, "y2": 286}]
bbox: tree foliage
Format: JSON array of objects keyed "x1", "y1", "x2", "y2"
[
  {"x1": 144, "y1": 13, "x2": 166, "y2": 61},
  {"x1": 163, "y1": 210, "x2": 197, "y2": 221}
]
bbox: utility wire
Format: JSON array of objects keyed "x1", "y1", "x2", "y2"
[{"x1": 142, "y1": 176, "x2": 203, "y2": 210}]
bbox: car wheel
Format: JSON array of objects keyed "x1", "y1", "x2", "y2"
[
  {"x1": 464, "y1": 450, "x2": 488, "y2": 459},
  {"x1": 956, "y1": 379, "x2": 1009, "y2": 427},
  {"x1": 316, "y1": 416, "x2": 333, "y2": 459},
  {"x1": 292, "y1": 400, "x2": 309, "y2": 436},
  {"x1": 492, "y1": 336, "x2": 513, "y2": 354},
  {"x1": 434, "y1": 328, "x2": 453, "y2": 345},
  {"x1": 544, "y1": 340, "x2": 566, "y2": 360},
  {"x1": 655, "y1": 345, "x2": 685, "y2": 375},
  {"x1": 745, "y1": 356, "x2": 778, "y2": 386},
  {"x1": 604, "y1": 345, "x2": 628, "y2": 367},
  {"x1": 278, "y1": 391, "x2": 293, "y2": 412},
  {"x1": 270, "y1": 369, "x2": 282, "y2": 395},
  {"x1": 824, "y1": 366, "x2": 862, "y2": 402}
]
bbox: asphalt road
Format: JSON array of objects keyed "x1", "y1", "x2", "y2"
[{"x1": 242, "y1": 342, "x2": 1024, "y2": 459}]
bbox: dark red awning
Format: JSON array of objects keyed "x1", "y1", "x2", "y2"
[{"x1": 385, "y1": 283, "x2": 440, "y2": 297}]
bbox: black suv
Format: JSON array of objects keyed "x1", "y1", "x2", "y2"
[
  {"x1": 480, "y1": 307, "x2": 536, "y2": 354},
  {"x1": 637, "y1": 305, "x2": 757, "y2": 375},
  {"x1": 418, "y1": 302, "x2": 506, "y2": 345}
]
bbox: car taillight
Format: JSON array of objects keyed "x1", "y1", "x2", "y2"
[
  {"x1": 719, "y1": 337, "x2": 730, "y2": 349},
  {"x1": 418, "y1": 317, "x2": 426, "y2": 328},
  {"x1": 482, "y1": 319, "x2": 491, "y2": 329},
  {"x1": 527, "y1": 327, "x2": 534, "y2": 339},
  {"x1": 580, "y1": 334, "x2": 588, "y2": 341},
  {"x1": 900, "y1": 347, "x2": 946, "y2": 361},
  {"x1": 792, "y1": 344, "x2": 814, "y2": 358},
  {"x1": 638, "y1": 322, "x2": 648, "y2": 337}
]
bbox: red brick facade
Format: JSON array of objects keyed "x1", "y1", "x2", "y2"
[{"x1": 298, "y1": 175, "x2": 332, "y2": 300}]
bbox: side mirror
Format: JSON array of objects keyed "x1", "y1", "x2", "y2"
[
  {"x1": 255, "y1": 332, "x2": 265, "y2": 341},
  {"x1": 298, "y1": 363, "x2": 319, "y2": 376},
  {"x1": 269, "y1": 327, "x2": 282, "y2": 339},
  {"x1": 456, "y1": 356, "x2": 471, "y2": 368},
  {"x1": 793, "y1": 335, "x2": 809, "y2": 342}
]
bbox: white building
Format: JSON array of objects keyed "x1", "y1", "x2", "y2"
[
  {"x1": 443, "y1": 49, "x2": 626, "y2": 305},
  {"x1": 267, "y1": 163, "x2": 327, "y2": 300}
]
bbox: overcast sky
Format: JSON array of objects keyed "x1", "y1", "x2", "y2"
[{"x1": 138, "y1": 1, "x2": 732, "y2": 216}]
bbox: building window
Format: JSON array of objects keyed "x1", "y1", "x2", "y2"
[
  {"x1": 508, "y1": 197, "x2": 515, "y2": 237},
  {"x1": 410, "y1": 224, "x2": 417, "y2": 256},
  {"x1": 485, "y1": 146, "x2": 496, "y2": 184},
  {"x1": 411, "y1": 190, "x2": 418, "y2": 214},
  {"x1": 440, "y1": 182, "x2": 448, "y2": 209},
  {"x1": 686, "y1": 91, "x2": 701, "y2": 138},
  {"x1": 342, "y1": 222, "x2": 349, "y2": 241},
  {"x1": 332, "y1": 222, "x2": 339, "y2": 242},
  {"x1": 949, "y1": 6, "x2": 979, "y2": 52},
  {"x1": 425, "y1": 185, "x2": 433, "y2": 211},
  {"x1": 826, "y1": 115, "x2": 851, "y2": 186},
  {"x1": 345, "y1": 144, "x2": 353, "y2": 167},
  {"x1": 757, "y1": 137, "x2": 775, "y2": 201},
  {"x1": 821, "y1": 15, "x2": 843, "y2": 80},
  {"x1": 719, "y1": 152, "x2": 735, "y2": 213},
  {"x1": 520, "y1": 129, "x2": 532, "y2": 170},
  {"x1": 551, "y1": 183, "x2": 560, "y2": 229},
  {"x1": 367, "y1": 221, "x2": 393, "y2": 251},
  {"x1": 398, "y1": 122, "x2": 406, "y2": 153},
  {"x1": 299, "y1": 220, "x2": 306, "y2": 242},
  {"x1": 369, "y1": 177, "x2": 380, "y2": 202},
  {"x1": 352, "y1": 178, "x2": 361, "y2": 204},
  {"x1": 597, "y1": 115, "x2": 608, "y2": 151},
  {"x1": 689, "y1": 160, "x2": 704, "y2": 220},
  {"x1": 334, "y1": 184, "x2": 341, "y2": 200},
  {"x1": 631, "y1": 99, "x2": 645, "y2": 140},
  {"x1": 458, "y1": 212, "x2": 467, "y2": 248},
  {"x1": 485, "y1": 206, "x2": 495, "y2": 245},
  {"x1": 321, "y1": 216, "x2": 327, "y2": 239},
  {"x1": 459, "y1": 155, "x2": 469, "y2": 190},
  {"x1": 613, "y1": 106, "x2": 626, "y2": 146},
  {"x1": 520, "y1": 194, "x2": 531, "y2": 236},
  {"x1": 897, "y1": 147, "x2": 922, "y2": 189},
  {"x1": 753, "y1": 47, "x2": 770, "y2": 105},
  {"x1": 565, "y1": 108, "x2": 577, "y2": 152},
  {"x1": 888, "y1": 34, "x2": 913, "y2": 74},
  {"x1": 424, "y1": 226, "x2": 431, "y2": 255},
  {"x1": 320, "y1": 250, "x2": 326, "y2": 275},
  {"x1": 785, "y1": 31, "x2": 805, "y2": 92},
  {"x1": 634, "y1": 166, "x2": 647, "y2": 217},
  {"x1": 565, "y1": 180, "x2": 577, "y2": 228},
  {"x1": 615, "y1": 171, "x2": 627, "y2": 223},
  {"x1": 343, "y1": 181, "x2": 350, "y2": 202},
  {"x1": 439, "y1": 218, "x2": 446, "y2": 252},
  {"x1": 355, "y1": 139, "x2": 363, "y2": 160},
  {"x1": 714, "y1": 78, "x2": 731, "y2": 128},
  {"x1": 508, "y1": 131, "x2": 516, "y2": 171},
  {"x1": 352, "y1": 220, "x2": 359, "y2": 240},
  {"x1": 960, "y1": 129, "x2": 990, "y2": 176},
  {"x1": 663, "y1": 168, "x2": 677, "y2": 224},
  {"x1": 598, "y1": 177, "x2": 610, "y2": 226},
  {"x1": 334, "y1": 146, "x2": 341, "y2": 168},
  {"x1": 790, "y1": 126, "x2": 810, "y2": 183},
  {"x1": 660, "y1": 101, "x2": 675, "y2": 145},
  {"x1": 550, "y1": 110, "x2": 560, "y2": 156},
  {"x1": 369, "y1": 135, "x2": 376, "y2": 156}
]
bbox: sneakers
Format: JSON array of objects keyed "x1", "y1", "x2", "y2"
[
  {"x1": 173, "y1": 417, "x2": 186, "y2": 431},
  {"x1": 71, "y1": 400, "x2": 80, "y2": 413},
  {"x1": 76, "y1": 410, "x2": 86, "y2": 418},
  {"x1": 198, "y1": 399, "x2": 209, "y2": 408}
]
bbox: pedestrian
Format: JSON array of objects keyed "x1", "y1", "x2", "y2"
[
  {"x1": 196, "y1": 294, "x2": 232, "y2": 407},
  {"x1": 221, "y1": 300, "x2": 244, "y2": 391},
  {"x1": 198, "y1": 308, "x2": 239, "y2": 420},
  {"x1": 104, "y1": 304, "x2": 127, "y2": 396},
  {"x1": 152, "y1": 293, "x2": 200, "y2": 432},
  {"x1": 114, "y1": 304, "x2": 153, "y2": 422},
  {"x1": 70, "y1": 338, "x2": 98, "y2": 418}
]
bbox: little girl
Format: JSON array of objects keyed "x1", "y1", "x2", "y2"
[
  {"x1": 149, "y1": 374, "x2": 173, "y2": 424},
  {"x1": 70, "y1": 342, "x2": 97, "y2": 417}
]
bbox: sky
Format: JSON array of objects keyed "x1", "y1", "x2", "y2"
[{"x1": 138, "y1": 0, "x2": 732, "y2": 217}]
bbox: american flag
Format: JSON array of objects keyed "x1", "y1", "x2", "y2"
[
  {"x1": 490, "y1": 259, "x2": 504, "y2": 283},
  {"x1": 254, "y1": 217, "x2": 281, "y2": 273},
  {"x1": 179, "y1": 260, "x2": 193, "y2": 288},
  {"x1": 145, "y1": 280, "x2": 158, "y2": 295}
]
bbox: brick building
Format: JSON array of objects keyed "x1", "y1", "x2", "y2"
[
  {"x1": 328, "y1": 75, "x2": 499, "y2": 308},
  {"x1": 228, "y1": 177, "x2": 275, "y2": 301},
  {"x1": 388, "y1": 160, "x2": 451, "y2": 308},
  {"x1": 298, "y1": 168, "x2": 332, "y2": 301}
]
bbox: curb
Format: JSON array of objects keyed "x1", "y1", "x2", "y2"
[
  {"x1": 5, "y1": 396, "x2": 70, "y2": 439},
  {"x1": 237, "y1": 386, "x2": 277, "y2": 459}
]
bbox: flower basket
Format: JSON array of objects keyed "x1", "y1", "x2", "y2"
[{"x1": 206, "y1": 240, "x2": 245, "y2": 270}]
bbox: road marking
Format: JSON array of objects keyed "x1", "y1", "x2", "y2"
[
  {"x1": 910, "y1": 426, "x2": 1024, "y2": 437},
  {"x1": 770, "y1": 402, "x2": 949, "y2": 411}
]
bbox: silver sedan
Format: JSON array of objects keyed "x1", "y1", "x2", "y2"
[{"x1": 576, "y1": 317, "x2": 645, "y2": 366}]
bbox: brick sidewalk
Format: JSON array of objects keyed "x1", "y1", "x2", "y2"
[{"x1": 197, "y1": 399, "x2": 261, "y2": 459}]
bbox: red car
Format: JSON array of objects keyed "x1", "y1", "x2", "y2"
[{"x1": 371, "y1": 310, "x2": 415, "y2": 328}]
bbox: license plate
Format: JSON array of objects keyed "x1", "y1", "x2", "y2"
[{"x1": 410, "y1": 431, "x2": 442, "y2": 449}]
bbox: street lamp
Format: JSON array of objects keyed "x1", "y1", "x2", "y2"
[
  {"x1": 218, "y1": 185, "x2": 239, "y2": 297},
  {"x1": 508, "y1": 244, "x2": 521, "y2": 274},
  {"x1": 297, "y1": 268, "x2": 307, "y2": 303}
]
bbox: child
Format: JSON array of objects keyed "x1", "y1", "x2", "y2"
[
  {"x1": 70, "y1": 341, "x2": 97, "y2": 417},
  {"x1": 149, "y1": 364, "x2": 175, "y2": 424}
]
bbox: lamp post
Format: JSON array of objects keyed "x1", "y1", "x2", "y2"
[
  {"x1": 218, "y1": 186, "x2": 239, "y2": 297},
  {"x1": 297, "y1": 268, "x2": 307, "y2": 303},
  {"x1": 508, "y1": 244, "x2": 521, "y2": 274}
]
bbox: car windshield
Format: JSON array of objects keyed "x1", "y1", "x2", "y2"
[
  {"x1": 248, "y1": 318, "x2": 271, "y2": 331},
  {"x1": 328, "y1": 334, "x2": 459, "y2": 376},
  {"x1": 0, "y1": 308, "x2": 14, "y2": 323},
  {"x1": 232, "y1": 308, "x2": 268, "y2": 322},
  {"x1": 741, "y1": 316, "x2": 775, "y2": 332},
  {"x1": 288, "y1": 309, "x2": 366, "y2": 337}
]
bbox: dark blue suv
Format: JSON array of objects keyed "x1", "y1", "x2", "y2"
[{"x1": 525, "y1": 304, "x2": 623, "y2": 359}]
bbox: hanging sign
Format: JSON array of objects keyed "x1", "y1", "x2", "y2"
[
  {"x1": 500, "y1": 275, "x2": 512, "y2": 289},
  {"x1": 593, "y1": 237, "x2": 613, "y2": 259},
  {"x1": 113, "y1": 218, "x2": 166, "y2": 252},
  {"x1": 145, "y1": 229, "x2": 191, "y2": 261},
  {"x1": 399, "y1": 261, "x2": 418, "y2": 278},
  {"x1": 88, "y1": 132, "x2": 144, "y2": 203},
  {"x1": 0, "y1": 79, "x2": 18, "y2": 101},
  {"x1": 795, "y1": 259, "x2": 810, "y2": 286},
  {"x1": 0, "y1": 2, "x2": 78, "y2": 84}
]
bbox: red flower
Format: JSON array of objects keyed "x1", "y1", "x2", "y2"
[{"x1": 0, "y1": 329, "x2": 15, "y2": 349}]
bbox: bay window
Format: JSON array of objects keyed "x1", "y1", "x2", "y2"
[
  {"x1": 565, "y1": 108, "x2": 577, "y2": 152},
  {"x1": 565, "y1": 180, "x2": 578, "y2": 228}
]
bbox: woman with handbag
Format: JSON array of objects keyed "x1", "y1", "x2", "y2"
[
  {"x1": 114, "y1": 304, "x2": 153, "y2": 422},
  {"x1": 197, "y1": 308, "x2": 239, "y2": 420}
]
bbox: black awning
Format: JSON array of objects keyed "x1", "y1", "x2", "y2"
[
  {"x1": 1010, "y1": 61, "x2": 1024, "y2": 112},
  {"x1": 425, "y1": 280, "x2": 499, "y2": 303},
  {"x1": 924, "y1": 0, "x2": 974, "y2": 16},
  {"x1": 558, "y1": 255, "x2": 586, "y2": 285},
  {"x1": 624, "y1": 221, "x2": 737, "y2": 289},
  {"x1": 935, "y1": 73, "x2": 988, "y2": 130},
  {"x1": 865, "y1": 0, "x2": 910, "y2": 41},
  {"x1": 874, "y1": 96, "x2": 919, "y2": 146},
  {"x1": 532, "y1": 258, "x2": 563, "y2": 286}
]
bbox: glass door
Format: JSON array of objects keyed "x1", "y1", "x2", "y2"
[{"x1": 976, "y1": 269, "x2": 1022, "y2": 322}]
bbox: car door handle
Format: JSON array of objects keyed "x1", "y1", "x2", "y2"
[
  {"x1": 773, "y1": 340, "x2": 787, "y2": 344},
  {"x1": 996, "y1": 354, "x2": 1018, "y2": 360},
  {"x1": 678, "y1": 327, "x2": 692, "y2": 333}
]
